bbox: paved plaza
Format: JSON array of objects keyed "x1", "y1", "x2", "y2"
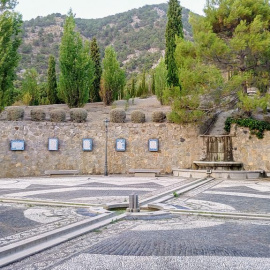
[{"x1": 0, "y1": 175, "x2": 270, "y2": 269}]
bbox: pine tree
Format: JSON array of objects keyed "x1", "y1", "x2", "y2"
[
  {"x1": 90, "y1": 37, "x2": 102, "y2": 102},
  {"x1": 47, "y1": 55, "x2": 58, "y2": 104},
  {"x1": 0, "y1": 0, "x2": 22, "y2": 111},
  {"x1": 165, "y1": 0, "x2": 183, "y2": 88},
  {"x1": 59, "y1": 10, "x2": 95, "y2": 108},
  {"x1": 190, "y1": 0, "x2": 270, "y2": 94},
  {"x1": 101, "y1": 46, "x2": 125, "y2": 105}
]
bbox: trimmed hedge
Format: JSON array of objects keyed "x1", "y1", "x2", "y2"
[
  {"x1": 30, "y1": 108, "x2": 46, "y2": 121},
  {"x1": 7, "y1": 107, "x2": 24, "y2": 121},
  {"x1": 70, "y1": 108, "x2": 88, "y2": 123},
  {"x1": 50, "y1": 109, "x2": 66, "y2": 122},
  {"x1": 152, "y1": 111, "x2": 166, "y2": 123},
  {"x1": 110, "y1": 108, "x2": 126, "y2": 123},
  {"x1": 131, "y1": 110, "x2": 145, "y2": 123}
]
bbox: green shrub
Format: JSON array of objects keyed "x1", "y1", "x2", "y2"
[
  {"x1": 50, "y1": 109, "x2": 66, "y2": 122},
  {"x1": 30, "y1": 108, "x2": 46, "y2": 121},
  {"x1": 225, "y1": 117, "x2": 270, "y2": 139},
  {"x1": 70, "y1": 108, "x2": 88, "y2": 122},
  {"x1": 152, "y1": 111, "x2": 166, "y2": 123},
  {"x1": 131, "y1": 110, "x2": 145, "y2": 123},
  {"x1": 7, "y1": 107, "x2": 24, "y2": 121},
  {"x1": 110, "y1": 108, "x2": 126, "y2": 123}
]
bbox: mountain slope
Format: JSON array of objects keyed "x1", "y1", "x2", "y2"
[{"x1": 19, "y1": 3, "x2": 194, "y2": 80}]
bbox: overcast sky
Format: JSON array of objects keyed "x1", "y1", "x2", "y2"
[{"x1": 15, "y1": 0, "x2": 207, "y2": 20}]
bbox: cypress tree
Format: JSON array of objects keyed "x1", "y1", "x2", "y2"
[
  {"x1": 90, "y1": 37, "x2": 102, "y2": 102},
  {"x1": 165, "y1": 0, "x2": 183, "y2": 88},
  {"x1": 47, "y1": 55, "x2": 58, "y2": 104}
]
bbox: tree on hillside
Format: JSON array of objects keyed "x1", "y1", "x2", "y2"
[
  {"x1": 165, "y1": 0, "x2": 183, "y2": 88},
  {"x1": 190, "y1": 0, "x2": 270, "y2": 96},
  {"x1": 137, "y1": 70, "x2": 148, "y2": 97},
  {"x1": 154, "y1": 58, "x2": 167, "y2": 104},
  {"x1": 47, "y1": 55, "x2": 58, "y2": 104},
  {"x1": 59, "y1": 10, "x2": 95, "y2": 108},
  {"x1": 130, "y1": 76, "x2": 136, "y2": 98},
  {"x1": 21, "y1": 68, "x2": 39, "y2": 106},
  {"x1": 100, "y1": 46, "x2": 125, "y2": 105},
  {"x1": 0, "y1": 0, "x2": 22, "y2": 111},
  {"x1": 90, "y1": 37, "x2": 102, "y2": 102},
  {"x1": 151, "y1": 73, "x2": 155, "y2": 95}
]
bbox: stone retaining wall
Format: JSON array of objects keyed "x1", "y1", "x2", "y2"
[
  {"x1": 2, "y1": 121, "x2": 270, "y2": 178},
  {"x1": 0, "y1": 121, "x2": 201, "y2": 178},
  {"x1": 231, "y1": 124, "x2": 270, "y2": 172}
]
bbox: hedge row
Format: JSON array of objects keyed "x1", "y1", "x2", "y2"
[
  {"x1": 6, "y1": 107, "x2": 88, "y2": 123},
  {"x1": 5, "y1": 107, "x2": 167, "y2": 123}
]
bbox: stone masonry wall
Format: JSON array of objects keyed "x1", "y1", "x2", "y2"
[
  {"x1": 231, "y1": 124, "x2": 270, "y2": 172},
  {"x1": 0, "y1": 121, "x2": 201, "y2": 178}
]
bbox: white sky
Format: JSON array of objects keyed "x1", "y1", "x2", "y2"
[{"x1": 15, "y1": 0, "x2": 206, "y2": 21}]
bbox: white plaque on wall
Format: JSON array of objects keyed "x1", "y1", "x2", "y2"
[
  {"x1": 48, "y1": 138, "x2": 59, "y2": 151},
  {"x1": 116, "y1": 139, "x2": 126, "y2": 152},
  {"x1": 83, "y1": 139, "x2": 93, "y2": 151},
  {"x1": 10, "y1": 140, "x2": 25, "y2": 151},
  {"x1": 148, "y1": 139, "x2": 159, "y2": 152}
]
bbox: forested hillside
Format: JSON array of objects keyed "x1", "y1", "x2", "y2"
[{"x1": 19, "y1": 3, "x2": 193, "y2": 81}]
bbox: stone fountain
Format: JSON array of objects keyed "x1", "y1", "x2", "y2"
[
  {"x1": 193, "y1": 135, "x2": 243, "y2": 171},
  {"x1": 173, "y1": 134, "x2": 263, "y2": 179}
]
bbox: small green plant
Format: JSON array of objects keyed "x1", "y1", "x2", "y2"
[
  {"x1": 125, "y1": 100, "x2": 129, "y2": 111},
  {"x1": 173, "y1": 191, "x2": 179, "y2": 197}
]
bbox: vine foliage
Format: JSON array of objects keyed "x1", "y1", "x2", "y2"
[{"x1": 225, "y1": 117, "x2": 270, "y2": 139}]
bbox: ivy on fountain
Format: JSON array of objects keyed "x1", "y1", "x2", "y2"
[{"x1": 225, "y1": 117, "x2": 270, "y2": 139}]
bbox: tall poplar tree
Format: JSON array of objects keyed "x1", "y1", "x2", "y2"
[
  {"x1": 0, "y1": 0, "x2": 22, "y2": 111},
  {"x1": 90, "y1": 37, "x2": 102, "y2": 102},
  {"x1": 59, "y1": 10, "x2": 94, "y2": 108},
  {"x1": 165, "y1": 0, "x2": 183, "y2": 88},
  {"x1": 154, "y1": 58, "x2": 167, "y2": 104},
  {"x1": 101, "y1": 46, "x2": 125, "y2": 105},
  {"x1": 47, "y1": 55, "x2": 58, "y2": 104}
]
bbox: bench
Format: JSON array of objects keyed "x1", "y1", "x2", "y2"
[
  {"x1": 44, "y1": 170, "x2": 80, "y2": 176},
  {"x1": 129, "y1": 169, "x2": 161, "y2": 177}
]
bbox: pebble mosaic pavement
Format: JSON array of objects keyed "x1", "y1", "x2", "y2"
[{"x1": 0, "y1": 176, "x2": 270, "y2": 270}]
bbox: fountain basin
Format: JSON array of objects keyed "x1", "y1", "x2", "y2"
[
  {"x1": 193, "y1": 161, "x2": 243, "y2": 171},
  {"x1": 172, "y1": 168, "x2": 263, "y2": 179}
]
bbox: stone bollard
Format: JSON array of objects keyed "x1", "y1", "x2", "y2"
[
  {"x1": 126, "y1": 194, "x2": 140, "y2": 212},
  {"x1": 206, "y1": 169, "x2": 212, "y2": 178}
]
